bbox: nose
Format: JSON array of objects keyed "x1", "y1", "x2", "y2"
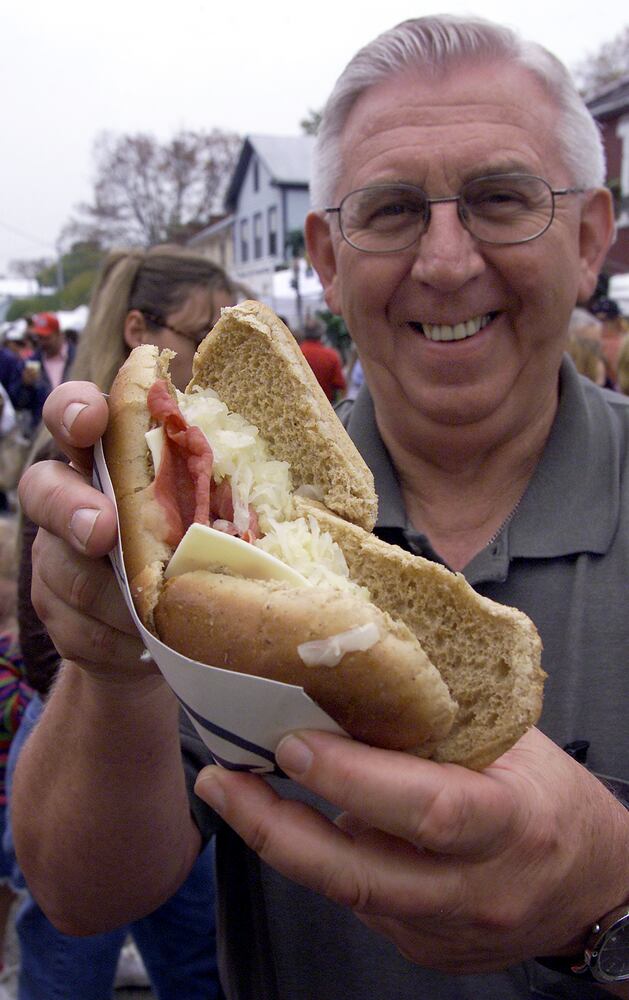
[{"x1": 409, "y1": 201, "x2": 486, "y2": 292}]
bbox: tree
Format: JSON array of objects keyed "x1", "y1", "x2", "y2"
[
  {"x1": 36, "y1": 240, "x2": 105, "y2": 289},
  {"x1": 64, "y1": 128, "x2": 241, "y2": 248},
  {"x1": 317, "y1": 310, "x2": 352, "y2": 362},
  {"x1": 285, "y1": 228, "x2": 305, "y2": 258},
  {"x1": 300, "y1": 109, "x2": 322, "y2": 136},
  {"x1": 8, "y1": 257, "x2": 53, "y2": 283},
  {"x1": 572, "y1": 26, "x2": 629, "y2": 100}
]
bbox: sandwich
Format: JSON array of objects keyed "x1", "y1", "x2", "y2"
[{"x1": 103, "y1": 300, "x2": 544, "y2": 769}]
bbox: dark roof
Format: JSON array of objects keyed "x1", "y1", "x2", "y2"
[
  {"x1": 587, "y1": 75, "x2": 629, "y2": 119},
  {"x1": 225, "y1": 135, "x2": 315, "y2": 210}
]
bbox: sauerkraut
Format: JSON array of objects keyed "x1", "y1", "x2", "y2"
[
  {"x1": 147, "y1": 387, "x2": 366, "y2": 597},
  {"x1": 178, "y1": 388, "x2": 293, "y2": 535},
  {"x1": 256, "y1": 515, "x2": 367, "y2": 596}
]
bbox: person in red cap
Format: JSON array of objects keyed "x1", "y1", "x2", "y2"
[{"x1": 15, "y1": 313, "x2": 76, "y2": 434}]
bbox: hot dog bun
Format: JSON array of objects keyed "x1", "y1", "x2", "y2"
[{"x1": 104, "y1": 301, "x2": 544, "y2": 767}]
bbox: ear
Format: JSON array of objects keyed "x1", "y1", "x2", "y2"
[
  {"x1": 576, "y1": 187, "x2": 616, "y2": 303},
  {"x1": 305, "y1": 211, "x2": 342, "y2": 315},
  {"x1": 123, "y1": 310, "x2": 148, "y2": 350}
]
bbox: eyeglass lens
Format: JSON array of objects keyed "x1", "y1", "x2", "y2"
[{"x1": 339, "y1": 175, "x2": 554, "y2": 251}]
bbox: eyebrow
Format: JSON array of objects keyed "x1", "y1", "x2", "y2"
[
  {"x1": 463, "y1": 161, "x2": 539, "y2": 180},
  {"x1": 387, "y1": 162, "x2": 541, "y2": 189}
]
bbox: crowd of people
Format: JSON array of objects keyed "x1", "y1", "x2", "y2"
[
  {"x1": 0, "y1": 11, "x2": 627, "y2": 1000},
  {"x1": 566, "y1": 296, "x2": 629, "y2": 391}
]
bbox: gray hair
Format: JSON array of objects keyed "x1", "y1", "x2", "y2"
[{"x1": 310, "y1": 15, "x2": 605, "y2": 209}]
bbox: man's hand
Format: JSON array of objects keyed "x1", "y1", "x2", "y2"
[
  {"x1": 13, "y1": 382, "x2": 199, "y2": 934},
  {"x1": 195, "y1": 726, "x2": 629, "y2": 975},
  {"x1": 19, "y1": 382, "x2": 151, "y2": 679}
]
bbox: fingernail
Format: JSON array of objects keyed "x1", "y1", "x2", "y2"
[
  {"x1": 70, "y1": 508, "x2": 100, "y2": 549},
  {"x1": 276, "y1": 734, "x2": 313, "y2": 776},
  {"x1": 195, "y1": 767, "x2": 226, "y2": 814},
  {"x1": 62, "y1": 402, "x2": 88, "y2": 433}
]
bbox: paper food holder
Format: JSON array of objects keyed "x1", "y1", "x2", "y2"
[{"x1": 94, "y1": 440, "x2": 345, "y2": 774}]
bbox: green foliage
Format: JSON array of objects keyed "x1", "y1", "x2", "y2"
[
  {"x1": 59, "y1": 269, "x2": 99, "y2": 308},
  {"x1": 285, "y1": 229, "x2": 305, "y2": 258},
  {"x1": 300, "y1": 109, "x2": 322, "y2": 136},
  {"x1": 37, "y1": 241, "x2": 105, "y2": 289},
  {"x1": 5, "y1": 252, "x2": 101, "y2": 320},
  {"x1": 6, "y1": 294, "x2": 60, "y2": 321},
  {"x1": 317, "y1": 310, "x2": 352, "y2": 361}
]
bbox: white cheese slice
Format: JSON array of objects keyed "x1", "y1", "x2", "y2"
[{"x1": 164, "y1": 522, "x2": 311, "y2": 588}]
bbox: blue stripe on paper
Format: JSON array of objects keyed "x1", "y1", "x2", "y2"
[{"x1": 177, "y1": 693, "x2": 286, "y2": 776}]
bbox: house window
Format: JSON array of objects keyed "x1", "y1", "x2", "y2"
[
  {"x1": 240, "y1": 219, "x2": 249, "y2": 263},
  {"x1": 253, "y1": 158, "x2": 259, "y2": 193},
  {"x1": 254, "y1": 213, "x2": 263, "y2": 259},
  {"x1": 268, "y1": 206, "x2": 278, "y2": 256}
]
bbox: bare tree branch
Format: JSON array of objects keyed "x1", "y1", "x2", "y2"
[
  {"x1": 572, "y1": 26, "x2": 629, "y2": 100},
  {"x1": 64, "y1": 128, "x2": 241, "y2": 248}
]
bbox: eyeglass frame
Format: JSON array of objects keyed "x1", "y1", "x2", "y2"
[
  {"x1": 140, "y1": 310, "x2": 211, "y2": 346},
  {"x1": 325, "y1": 173, "x2": 586, "y2": 252}
]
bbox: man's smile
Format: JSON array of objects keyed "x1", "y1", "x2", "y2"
[{"x1": 409, "y1": 312, "x2": 498, "y2": 342}]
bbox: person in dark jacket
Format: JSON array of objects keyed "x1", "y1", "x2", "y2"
[{"x1": 12, "y1": 313, "x2": 76, "y2": 435}]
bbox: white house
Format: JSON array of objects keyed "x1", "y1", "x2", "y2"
[{"x1": 189, "y1": 134, "x2": 325, "y2": 329}]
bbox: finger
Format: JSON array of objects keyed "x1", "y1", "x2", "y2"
[
  {"x1": 194, "y1": 767, "x2": 464, "y2": 917},
  {"x1": 32, "y1": 535, "x2": 152, "y2": 678},
  {"x1": 275, "y1": 731, "x2": 518, "y2": 856},
  {"x1": 20, "y1": 460, "x2": 117, "y2": 558},
  {"x1": 37, "y1": 587, "x2": 153, "y2": 679},
  {"x1": 33, "y1": 530, "x2": 135, "y2": 635},
  {"x1": 42, "y1": 382, "x2": 110, "y2": 475}
]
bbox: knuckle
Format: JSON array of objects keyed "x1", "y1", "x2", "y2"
[
  {"x1": 30, "y1": 572, "x2": 52, "y2": 626},
  {"x1": 473, "y1": 895, "x2": 528, "y2": 936},
  {"x1": 81, "y1": 618, "x2": 121, "y2": 662},
  {"x1": 321, "y1": 864, "x2": 367, "y2": 910},
  {"x1": 408, "y1": 783, "x2": 467, "y2": 851},
  {"x1": 68, "y1": 562, "x2": 101, "y2": 611},
  {"x1": 244, "y1": 812, "x2": 277, "y2": 861}
]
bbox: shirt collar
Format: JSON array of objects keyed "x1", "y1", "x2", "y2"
[
  {"x1": 343, "y1": 385, "x2": 406, "y2": 530},
  {"x1": 507, "y1": 356, "x2": 621, "y2": 558}
]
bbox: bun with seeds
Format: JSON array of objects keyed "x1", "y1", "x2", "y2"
[{"x1": 103, "y1": 300, "x2": 544, "y2": 768}]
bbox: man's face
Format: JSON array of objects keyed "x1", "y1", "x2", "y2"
[
  {"x1": 36, "y1": 327, "x2": 64, "y2": 357},
  {"x1": 309, "y1": 62, "x2": 612, "y2": 436}
]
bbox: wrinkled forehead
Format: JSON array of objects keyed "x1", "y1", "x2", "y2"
[{"x1": 336, "y1": 61, "x2": 564, "y2": 193}]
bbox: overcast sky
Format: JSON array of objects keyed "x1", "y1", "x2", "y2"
[{"x1": 0, "y1": 0, "x2": 626, "y2": 276}]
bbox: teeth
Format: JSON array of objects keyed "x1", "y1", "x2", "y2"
[{"x1": 421, "y1": 314, "x2": 492, "y2": 342}]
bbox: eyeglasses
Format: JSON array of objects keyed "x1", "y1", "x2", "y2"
[
  {"x1": 141, "y1": 311, "x2": 211, "y2": 346},
  {"x1": 325, "y1": 174, "x2": 585, "y2": 253}
]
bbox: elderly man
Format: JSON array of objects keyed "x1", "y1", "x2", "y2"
[{"x1": 12, "y1": 16, "x2": 629, "y2": 1000}]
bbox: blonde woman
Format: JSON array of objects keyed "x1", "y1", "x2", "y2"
[{"x1": 10, "y1": 245, "x2": 234, "y2": 1000}]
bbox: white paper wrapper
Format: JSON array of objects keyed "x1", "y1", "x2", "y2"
[{"x1": 93, "y1": 440, "x2": 346, "y2": 774}]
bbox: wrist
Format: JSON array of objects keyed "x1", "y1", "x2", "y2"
[{"x1": 59, "y1": 658, "x2": 174, "y2": 717}]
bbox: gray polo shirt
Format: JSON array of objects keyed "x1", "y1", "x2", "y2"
[{"x1": 182, "y1": 357, "x2": 628, "y2": 999}]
